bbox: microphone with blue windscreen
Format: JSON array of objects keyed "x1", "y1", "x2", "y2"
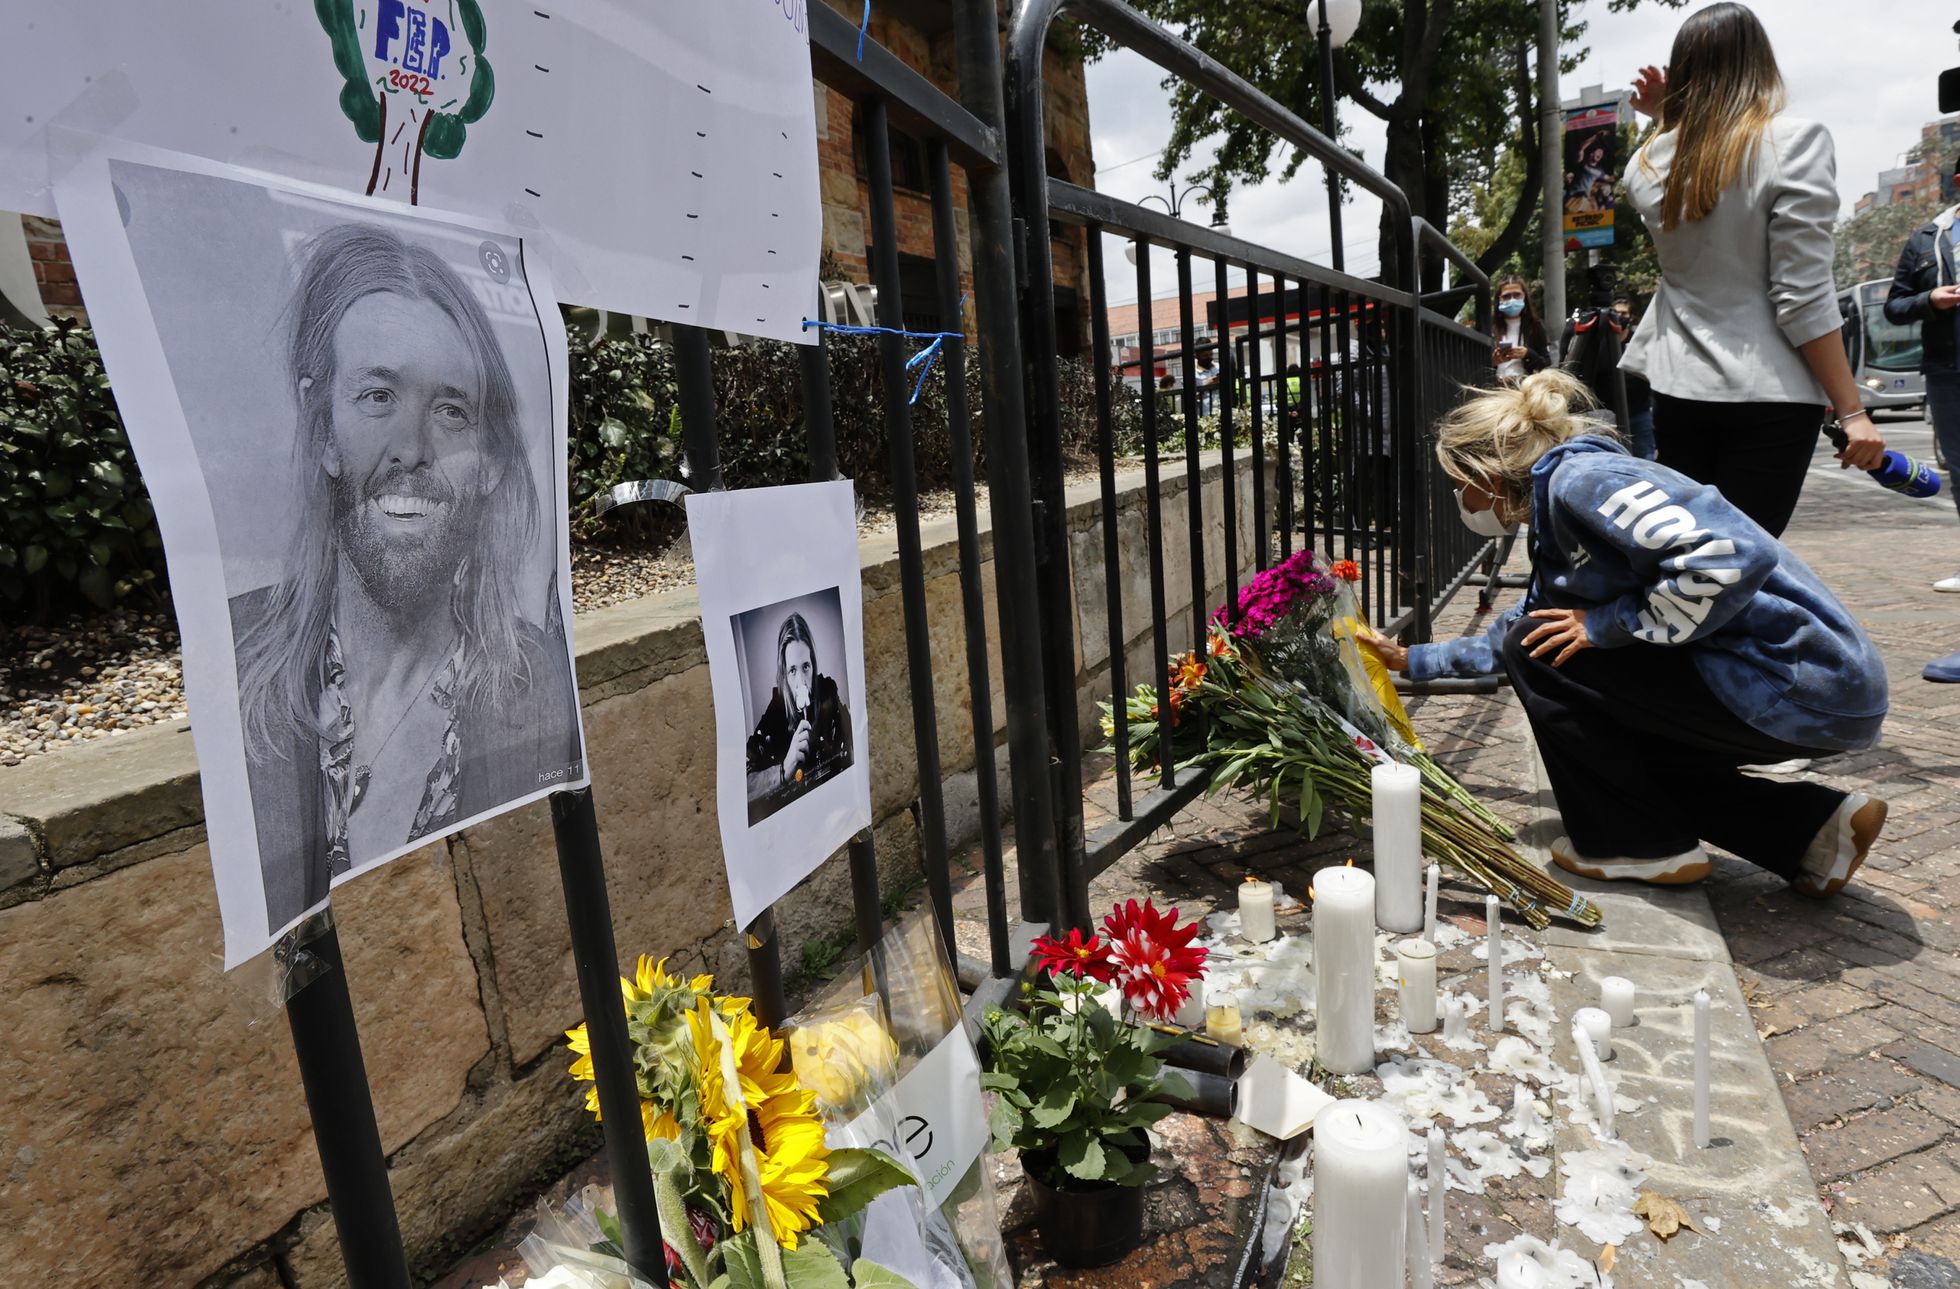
[{"x1": 1824, "y1": 418, "x2": 1942, "y2": 499}]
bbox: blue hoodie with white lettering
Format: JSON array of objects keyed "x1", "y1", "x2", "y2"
[{"x1": 1407, "y1": 435, "x2": 1887, "y2": 752}]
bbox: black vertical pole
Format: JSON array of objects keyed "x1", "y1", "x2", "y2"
[
  {"x1": 1314, "y1": 1, "x2": 1346, "y2": 275},
  {"x1": 550, "y1": 790, "x2": 668, "y2": 1284},
  {"x1": 285, "y1": 928, "x2": 412, "y2": 1289}
]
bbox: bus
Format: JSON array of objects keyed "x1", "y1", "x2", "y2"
[{"x1": 1838, "y1": 278, "x2": 1925, "y2": 415}]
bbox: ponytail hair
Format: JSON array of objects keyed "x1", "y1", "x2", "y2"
[{"x1": 1435, "y1": 369, "x2": 1617, "y2": 498}]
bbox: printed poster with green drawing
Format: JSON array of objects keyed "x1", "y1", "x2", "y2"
[{"x1": 2, "y1": 0, "x2": 822, "y2": 342}]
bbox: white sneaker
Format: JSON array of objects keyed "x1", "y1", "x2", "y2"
[
  {"x1": 1550, "y1": 837, "x2": 1713, "y2": 886},
  {"x1": 1749, "y1": 757, "x2": 1813, "y2": 775},
  {"x1": 1934, "y1": 572, "x2": 1960, "y2": 593},
  {"x1": 1793, "y1": 794, "x2": 1888, "y2": 898}
]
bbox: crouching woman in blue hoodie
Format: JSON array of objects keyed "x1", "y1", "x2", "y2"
[{"x1": 1362, "y1": 370, "x2": 1889, "y2": 895}]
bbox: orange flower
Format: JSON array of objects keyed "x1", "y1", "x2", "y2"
[
  {"x1": 1207, "y1": 631, "x2": 1233, "y2": 658},
  {"x1": 1172, "y1": 652, "x2": 1208, "y2": 692},
  {"x1": 1331, "y1": 559, "x2": 1361, "y2": 582}
]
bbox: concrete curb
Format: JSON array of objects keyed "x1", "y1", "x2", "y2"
[{"x1": 1520, "y1": 733, "x2": 1858, "y2": 1285}]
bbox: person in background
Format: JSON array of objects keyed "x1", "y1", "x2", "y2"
[
  {"x1": 1492, "y1": 274, "x2": 1551, "y2": 386},
  {"x1": 1613, "y1": 295, "x2": 1656, "y2": 459},
  {"x1": 1883, "y1": 155, "x2": 1960, "y2": 597},
  {"x1": 1620, "y1": 2, "x2": 1884, "y2": 538},
  {"x1": 1359, "y1": 370, "x2": 1889, "y2": 896}
]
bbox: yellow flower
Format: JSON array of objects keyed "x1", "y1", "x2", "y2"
[
  {"x1": 789, "y1": 1010, "x2": 897, "y2": 1115},
  {"x1": 692, "y1": 1000, "x2": 831, "y2": 1249},
  {"x1": 711, "y1": 1085, "x2": 832, "y2": 1250}
]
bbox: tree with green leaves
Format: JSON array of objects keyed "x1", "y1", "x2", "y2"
[
  {"x1": 1834, "y1": 194, "x2": 1951, "y2": 291},
  {"x1": 1095, "y1": 0, "x2": 1687, "y2": 289},
  {"x1": 315, "y1": 0, "x2": 496, "y2": 204}
]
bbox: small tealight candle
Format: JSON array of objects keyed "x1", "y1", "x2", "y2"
[
  {"x1": 1441, "y1": 993, "x2": 1470, "y2": 1045},
  {"x1": 1422, "y1": 862, "x2": 1440, "y2": 942},
  {"x1": 1600, "y1": 976, "x2": 1636, "y2": 1028},
  {"x1": 1485, "y1": 895, "x2": 1505, "y2": 1032},
  {"x1": 1693, "y1": 990, "x2": 1712, "y2": 1148},
  {"x1": 1396, "y1": 938, "x2": 1439, "y2": 1034},
  {"x1": 1574, "y1": 1006, "x2": 1614, "y2": 1061},
  {"x1": 1240, "y1": 877, "x2": 1277, "y2": 944},
  {"x1": 1206, "y1": 990, "x2": 1244, "y2": 1046},
  {"x1": 1495, "y1": 1250, "x2": 1546, "y2": 1289}
]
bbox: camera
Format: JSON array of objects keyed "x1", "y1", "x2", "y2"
[{"x1": 1942, "y1": 21, "x2": 1960, "y2": 112}]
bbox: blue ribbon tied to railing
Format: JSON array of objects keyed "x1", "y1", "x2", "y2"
[{"x1": 802, "y1": 292, "x2": 969, "y2": 406}]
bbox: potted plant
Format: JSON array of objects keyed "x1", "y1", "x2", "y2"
[{"x1": 978, "y1": 900, "x2": 1210, "y2": 1268}]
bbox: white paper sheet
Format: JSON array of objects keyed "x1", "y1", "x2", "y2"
[
  {"x1": 688, "y1": 482, "x2": 872, "y2": 930},
  {"x1": 1235, "y1": 1052, "x2": 1338, "y2": 1140},
  {"x1": 54, "y1": 139, "x2": 588, "y2": 967},
  {"x1": 5, "y1": 0, "x2": 821, "y2": 341}
]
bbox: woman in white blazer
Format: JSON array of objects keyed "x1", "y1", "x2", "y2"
[{"x1": 1619, "y1": 2, "x2": 1885, "y2": 538}]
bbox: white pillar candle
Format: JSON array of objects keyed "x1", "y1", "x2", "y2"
[
  {"x1": 1600, "y1": 975, "x2": 1636, "y2": 1028},
  {"x1": 1370, "y1": 762, "x2": 1424, "y2": 933},
  {"x1": 1422, "y1": 862, "x2": 1440, "y2": 942},
  {"x1": 1573, "y1": 1006, "x2": 1614, "y2": 1061},
  {"x1": 1405, "y1": 1177, "x2": 1434, "y2": 1289},
  {"x1": 1495, "y1": 1250, "x2": 1546, "y2": 1288},
  {"x1": 1693, "y1": 990, "x2": 1712, "y2": 1149},
  {"x1": 1573, "y1": 1023, "x2": 1614, "y2": 1138},
  {"x1": 1485, "y1": 894, "x2": 1505, "y2": 1032},
  {"x1": 1311, "y1": 1100, "x2": 1410, "y2": 1288},
  {"x1": 1396, "y1": 938, "x2": 1439, "y2": 1034},
  {"x1": 1440, "y1": 993, "x2": 1469, "y2": 1045},
  {"x1": 1206, "y1": 990, "x2": 1243, "y2": 1046},
  {"x1": 1426, "y1": 1125, "x2": 1446, "y2": 1270},
  {"x1": 1239, "y1": 876, "x2": 1277, "y2": 944},
  {"x1": 1173, "y1": 982, "x2": 1208, "y2": 1030},
  {"x1": 1312, "y1": 865, "x2": 1378, "y2": 1074}
]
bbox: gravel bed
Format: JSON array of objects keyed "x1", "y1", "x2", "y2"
[{"x1": 1, "y1": 469, "x2": 1107, "y2": 769}]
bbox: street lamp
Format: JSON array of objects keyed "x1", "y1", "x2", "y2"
[
  {"x1": 1124, "y1": 179, "x2": 1229, "y2": 263},
  {"x1": 1309, "y1": 0, "x2": 1362, "y2": 272}
]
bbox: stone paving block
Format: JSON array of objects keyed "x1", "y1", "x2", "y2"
[
  {"x1": 1917, "y1": 1084, "x2": 1960, "y2": 1128},
  {"x1": 1835, "y1": 1150, "x2": 1960, "y2": 1234},
  {"x1": 1766, "y1": 1011, "x2": 1907, "y2": 1081},
  {"x1": 1803, "y1": 1105, "x2": 1951, "y2": 1181},
  {"x1": 1888, "y1": 1041, "x2": 1960, "y2": 1090},
  {"x1": 1753, "y1": 980, "x2": 1880, "y2": 1037},
  {"x1": 1781, "y1": 1057, "x2": 1923, "y2": 1130}
]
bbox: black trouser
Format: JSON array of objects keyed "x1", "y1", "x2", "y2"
[
  {"x1": 1499, "y1": 619, "x2": 1844, "y2": 882},
  {"x1": 1652, "y1": 393, "x2": 1825, "y2": 538}
]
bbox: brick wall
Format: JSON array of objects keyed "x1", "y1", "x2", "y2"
[{"x1": 23, "y1": 215, "x2": 84, "y2": 321}]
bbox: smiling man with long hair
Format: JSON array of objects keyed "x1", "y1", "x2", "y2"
[{"x1": 232, "y1": 222, "x2": 580, "y2": 931}]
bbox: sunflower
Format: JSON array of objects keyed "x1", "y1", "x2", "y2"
[
  {"x1": 693, "y1": 1000, "x2": 831, "y2": 1249},
  {"x1": 565, "y1": 1023, "x2": 684, "y2": 1143},
  {"x1": 709, "y1": 1085, "x2": 831, "y2": 1249}
]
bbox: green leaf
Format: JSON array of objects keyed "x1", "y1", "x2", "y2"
[
  {"x1": 1058, "y1": 1132, "x2": 1107, "y2": 1182},
  {"x1": 849, "y1": 1261, "x2": 921, "y2": 1289},
  {"x1": 989, "y1": 1093, "x2": 1025, "y2": 1147},
  {"x1": 814, "y1": 1148, "x2": 916, "y2": 1227},
  {"x1": 1029, "y1": 1084, "x2": 1078, "y2": 1129},
  {"x1": 722, "y1": 1232, "x2": 850, "y2": 1289}
]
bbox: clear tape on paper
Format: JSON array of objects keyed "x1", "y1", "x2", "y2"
[
  {"x1": 262, "y1": 905, "x2": 338, "y2": 1008},
  {"x1": 591, "y1": 478, "x2": 691, "y2": 517}
]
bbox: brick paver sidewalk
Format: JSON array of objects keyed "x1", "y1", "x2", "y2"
[{"x1": 1700, "y1": 422, "x2": 1960, "y2": 1285}]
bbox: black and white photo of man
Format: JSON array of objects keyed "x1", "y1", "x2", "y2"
[
  {"x1": 737, "y1": 593, "x2": 854, "y2": 825},
  {"x1": 230, "y1": 223, "x2": 582, "y2": 930}
]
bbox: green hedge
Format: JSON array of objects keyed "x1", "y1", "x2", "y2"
[{"x1": 1, "y1": 320, "x2": 1125, "y2": 616}]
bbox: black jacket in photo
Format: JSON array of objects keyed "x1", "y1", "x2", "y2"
[{"x1": 745, "y1": 674, "x2": 853, "y2": 799}]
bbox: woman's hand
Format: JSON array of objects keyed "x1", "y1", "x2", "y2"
[
  {"x1": 1356, "y1": 627, "x2": 1409, "y2": 675},
  {"x1": 1522, "y1": 608, "x2": 1594, "y2": 667},
  {"x1": 1630, "y1": 65, "x2": 1666, "y2": 119},
  {"x1": 1836, "y1": 415, "x2": 1888, "y2": 472}
]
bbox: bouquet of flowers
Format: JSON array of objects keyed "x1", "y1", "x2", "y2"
[
  {"x1": 565, "y1": 957, "x2": 922, "y2": 1289},
  {"x1": 1102, "y1": 552, "x2": 1600, "y2": 930},
  {"x1": 978, "y1": 899, "x2": 1208, "y2": 1187}
]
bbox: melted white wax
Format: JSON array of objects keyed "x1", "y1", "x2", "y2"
[
  {"x1": 1555, "y1": 1141, "x2": 1651, "y2": 1245},
  {"x1": 1482, "y1": 1233, "x2": 1611, "y2": 1289}
]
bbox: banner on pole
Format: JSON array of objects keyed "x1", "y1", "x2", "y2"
[{"x1": 1562, "y1": 102, "x2": 1621, "y2": 250}]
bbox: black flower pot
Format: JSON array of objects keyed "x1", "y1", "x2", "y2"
[{"x1": 1020, "y1": 1139, "x2": 1152, "y2": 1268}]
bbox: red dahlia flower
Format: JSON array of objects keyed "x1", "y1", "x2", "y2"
[
  {"x1": 1030, "y1": 926, "x2": 1115, "y2": 981},
  {"x1": 1100, "y1": 899, "x2": 1209, "y2": 1022}
]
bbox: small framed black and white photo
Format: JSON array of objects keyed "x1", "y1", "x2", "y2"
[
  {"x1": 54, "y1": 139, "x2": 587, "y2": 967},
  {"x1": 689, "y1": 482, "x2": 872, "y2": 929}
]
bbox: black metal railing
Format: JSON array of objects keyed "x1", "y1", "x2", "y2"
[{"x1": 1005, "y1": 0, "x2": 1496, "y2": 927}]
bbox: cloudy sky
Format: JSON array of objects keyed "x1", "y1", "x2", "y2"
[{"x1": 1087, "y1": 0, "x2": 1960, "y2": 305}]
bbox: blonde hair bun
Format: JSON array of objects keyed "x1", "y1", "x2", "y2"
[{"x1": 1434, "y1": 368, "x2": 1611, "y2": 496}]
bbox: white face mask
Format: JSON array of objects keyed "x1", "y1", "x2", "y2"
[{"x1": 1456, "y1": 486, "x2": 1518, "y2": 537}]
